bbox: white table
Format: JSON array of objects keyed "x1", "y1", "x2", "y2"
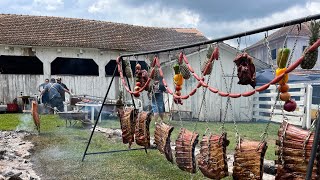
[{"x1": 75, "y1": 103, "x2": 102, "y2": 123}]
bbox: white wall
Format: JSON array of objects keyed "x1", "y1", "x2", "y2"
[
  {"x1": 0, "y1": 45, "x2": 121, "y2": 104},
  {"x1": 161, "y1": 44, "x2": 253, "y2": 122}
]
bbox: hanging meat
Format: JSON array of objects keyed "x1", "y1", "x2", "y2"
[
  {"x1": 134, "y1": 63, "x2": 149, "y2": 97},
  {"x1": 117, "y1": 107, "x2": 138, "y2": 148},
  {"x1": 275, "y1": 121, "x2": 319, "y2": 179},
  {"x1": 135, "y1": 111, "x2": 152, "y2": 148},
  {"x1": 175, "y1": 128, "x2": 199, "y2": 173},
  {"x1": 31, "y1": 101, "x2": 40, "y2": 133},
  {"x1": 154, "y1": 122, "x2": 174, "y2": 163},
  {"x1": 233, "y1": 139, "x2": 267, "y2": 180},
  {"x1": 197, "y1": 133, "x2": 229, "y2": 179},
  {"x1": 234, "y1": 52, "x2": 256, "y2": 88}
]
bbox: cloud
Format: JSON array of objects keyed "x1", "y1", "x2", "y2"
[
  {"x1": 88, "y1": 0, "x2": 200, "y2": 27},
  {"x1": 201, "y1": 2, "x2": 320, "y2": 47},
  {"x1": 33, "y1": 0, "x2": 64, "y2": 11}
]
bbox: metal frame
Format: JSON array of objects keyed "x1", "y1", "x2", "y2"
[
  {"x1": 82, "y1": 63, "x2": 149, "y2": 162},
  {"x1": 82, "y1": 14, "x2": 320, "y2": 180}
]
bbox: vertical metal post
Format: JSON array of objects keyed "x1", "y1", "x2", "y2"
[
  {"x1": 306, "y1": 110, "x2": 320, "y2": 180},
  {"x1": 82, "y1": 65, "x2": 117, "y2": 161}
]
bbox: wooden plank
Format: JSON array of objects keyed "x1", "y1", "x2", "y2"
[
  {"x1": 252, "y1": 100, "x2": 304, "y2": 106},
  {"x1": 252, "y1": 108, "x2": 304, "y2": 116},
  {"x1": 265, "y1": 83, "x2": 306, "y2": 89},
  {"x1": 255, "y1": 92, "x2": 306, "y2": 97}
]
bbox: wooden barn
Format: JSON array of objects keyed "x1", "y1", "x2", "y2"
[
  {"x1": 0, "y1": 14, "x2": 272, "y2": 122},
  {"x1": 0, "y1": 14, "x2": 207, "y2": 106}
]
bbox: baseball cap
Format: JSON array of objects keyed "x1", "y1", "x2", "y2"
[{"x1": 56, "y1": 77, "x2": 62, "y2": 81}]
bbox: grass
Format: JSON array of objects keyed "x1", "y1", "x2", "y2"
[{"x1": 0, "y1": 114, "x2": 280, "y2": 179}]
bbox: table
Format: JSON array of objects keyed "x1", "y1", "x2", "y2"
[{"x1": 75, "y1": 103, "x2": 102, "y2": 123}]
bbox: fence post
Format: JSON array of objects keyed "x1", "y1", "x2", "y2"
[{"x1": 305, "y1": 84, "x2": 313, "y2": 129}]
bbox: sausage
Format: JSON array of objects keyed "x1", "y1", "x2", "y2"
[
  {"x1": 285, "y1": 56, "x2": 304, "y2": 73},
  {"x1": 149, "y1": 68, "x2": 155, "y2": 77},
  {"x1": 218, "y1": 91, "x2": 229, "y2": 97},
  {"x1": 193, "y1": 73, "x2": 201, "y2": 81},
  {"x1": 166, "y1": 88, "x2": 173, "y2": 94},
  {"x1": 162, "y1": 79, "x2": 168, "y2": 87},
  {"x1": 197, "y1": 82, "x2": 202, "y2": 88},
  {"x1": 213, "y1": 47, "x2": 219, "y2": 60},
  {"x1": 189, "y1": 88, "x2": 197, "y2": 96},
  {"x1": 308, "y1": 39, "x2": 320, "y2": 52},
  {"x1": 159, "y1": 68, "x2": 164, "y2": 77},
  {"x1": 255, "y1": 83, "x2": 270, "y2": 92},
  {"x1": 183, "y1": 54, "x2": 189, "y2": 64},
  {"x1": 241, "y1": 90, "x2": 256, "y2": 97},
  {"x1": 181, "y1": 95, "x2": 189, "y2": 99},
  {"x1": 270, "y1": 74, "x2": 284, "y2": 84},
  {"x1": 156, "y1": 57, "x2": 161, "y2": 67},
  {"x1": 179, "y1": 52, "x2": 184, "y2": 64},
  {"x1": 229, "y1": 93, "x2": 241, "y2": 98},
  {"x1": 200, "y1": 81, "x2": 208, "y2": 87},
  {"x1": 208, "y1": 87, "x2": 218, "y2": 93},
  {"x1": 187, "y1": 64, "x2": 194, "y2": 73}
]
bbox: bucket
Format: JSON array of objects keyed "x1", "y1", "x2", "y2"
[{"x1": 7, "y1": 104, "x2": 19, "y2": 112}]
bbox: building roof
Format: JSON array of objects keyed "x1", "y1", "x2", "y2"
[
  {"x1": 0, "y1": 14, "x2": 208, "y2": 52},
  {"x1": 247, "y1": 22, "x2": 311, "y2": 49}
]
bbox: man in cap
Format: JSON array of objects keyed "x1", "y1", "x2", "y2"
[
  {"x1": 40, "y1": 78, "x2": 70, "y2": 113},
  {"x1": 56, "y1": 77, "x2": 69, "y2": 102}
]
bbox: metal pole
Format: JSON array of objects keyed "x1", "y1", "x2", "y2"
[
  {"x1": 82, "y1": 65, "x2": 117, "y2": 161},
  {"x1": 306, "y1": 110, "x2": 320, "y2": 179},
  {"x1": 120, "y1": 14, "x2": 320, "y2": 58}
]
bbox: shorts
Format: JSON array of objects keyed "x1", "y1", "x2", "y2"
[{"x1": 151, "y1": 93, "x2": 165, "y2": 113}]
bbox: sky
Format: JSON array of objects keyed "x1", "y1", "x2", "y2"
[{"x1": 0, "y1": 0, "x2": 319, "y2": 47}]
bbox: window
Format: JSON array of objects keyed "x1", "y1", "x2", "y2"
[
  {"x1": 0, "y1": 55, "x2": 43, "y2": 74},
  {"x1": 271, "y1": 49, "x2": 277, "y2": 60},
  {"x1": 51, "y1": 57, "x2": 99, "y2": 76},
  {"x1": 303, "y1": 46, "x2": 307, "y2": 52},
  {"x1": 105, "y1": 60, "x2": 148, "y2": 76}
]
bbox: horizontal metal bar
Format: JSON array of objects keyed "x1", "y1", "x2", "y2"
[
  {"x1": 85, "y1": 147, "x2": 155, "y2": 155},
  {"x1": 120, "y1": 13, "x2": 320, "y2": 58}
]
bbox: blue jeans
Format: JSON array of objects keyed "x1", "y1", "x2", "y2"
[{"x1": 151, "y1": 93, "x2": 165, "y2": 113}]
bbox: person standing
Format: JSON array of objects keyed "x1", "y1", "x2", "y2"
[
  {"x1": 148, "y1": 78, "x2": 167, "y2": 123},
  {"x1": 38, "y1": 79, "x2": 49, "y2": 104},
  {"x1": 41, "y1": 78, "x2": 70, "y2": 113},
  {"x1": 56, "y1": 77, "x2": 69, "y2": 102}
]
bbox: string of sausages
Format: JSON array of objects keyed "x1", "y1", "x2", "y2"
[{"x1": 116, "y1": 39, "x2": 320, "y2": 99}]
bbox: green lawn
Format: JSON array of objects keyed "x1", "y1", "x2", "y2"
[{"x1": 0, "y1": 114, "x2": 280, "y2": 179}]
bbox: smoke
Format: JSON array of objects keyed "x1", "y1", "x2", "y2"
[{"x1": 16, "y1": 114, "x2": 33, "y2": 132}]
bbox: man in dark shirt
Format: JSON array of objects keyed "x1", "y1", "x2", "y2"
[
  {"x1": 56, "y1": 77, "x2": 69, "y2": 102},
  {"x1": 38, "y1": 78, "x2": 49, "y2": 104},
  {"x1": 41, "y1": 78, "x2": 70, "y2": 113}
]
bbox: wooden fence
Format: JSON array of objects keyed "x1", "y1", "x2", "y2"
[{"x1": 252, "y1": 83, "x2": 313, "y2": 128}]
